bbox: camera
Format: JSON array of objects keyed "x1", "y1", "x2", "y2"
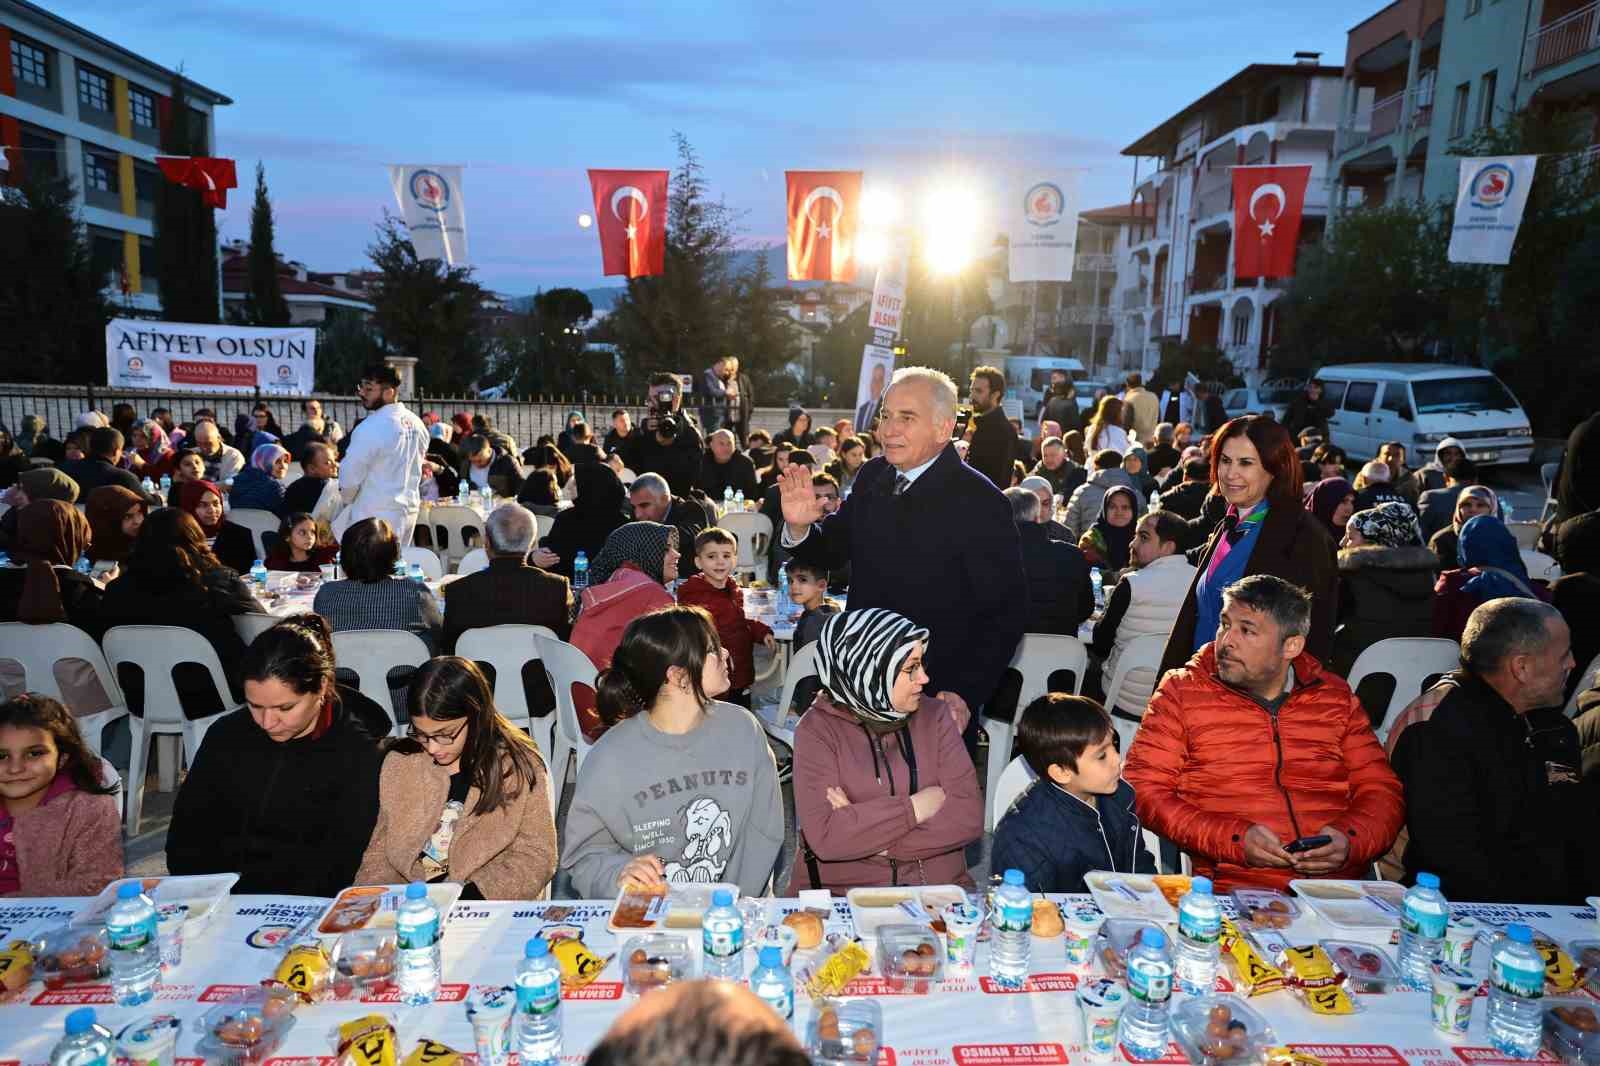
[{"x1": 952, "y1": 404, "x2": 973, "y2": 440}]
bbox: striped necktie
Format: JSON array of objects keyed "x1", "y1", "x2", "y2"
[{"x1": 893, "y1": 473, "x2": 911, "y2": 496}]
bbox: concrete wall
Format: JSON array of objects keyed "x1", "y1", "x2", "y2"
[{"x1": 1422, "y1": 0, "x2": 1533, "y2": 203}]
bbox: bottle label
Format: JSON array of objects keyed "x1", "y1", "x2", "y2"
[
  {"x1": 108, "y1": 914, "x2": 156, "y2": 952},
  {"x1": 704, "y1": 925, "x2": 743, "y2": 958},
  {"x1": 756, "y1": 982, "x2": 793, "y2": 1020},
  {"x1": 1401, "y1": 899, "x2": 1447, "y2": 939},
  {"x1": 397, "y1": 916, "x2": 439, "y2": 950},
  {"x1": 518, "y1": 973, "x2": 561, "y2": 1016},
  {"x1": 1491, "y1": 956, "x2": 1544, "y2": 1000},
  {"x1": 1178, "y1": 905, "x2": 1220, "y2": 944},
  {"x1": 996, "y1": 899, "x2": 1033, "y2": 934},
  {"x1": 1127, "y1": 959, "x2": 1172, "y2": 1005}
]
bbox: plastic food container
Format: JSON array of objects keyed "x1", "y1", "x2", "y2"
[
  {"x1": 1171, "y1": 994, "x2": 1277, "y2": 1066},
  {"x1": 1322, "y1": 940, "x2": 1400, "y2": 994},
  {"x1": 465, "y1": 985, "x2": 515, "y2": 1066},
  {"x1": 621, "y1": 933, "x2": 696, "y2": 995},
  {"x1": 943, "y1": 902, "x2": 984, "y2": 968},
  {"x1": 1062, "y1": 903, "x2": 1103, "y2": 967},
  {"x1": 1570, "y1": 940, "x2": 1600, "y2": 996},
  {"x1": 1077, "y1": 977, "x2": 1128, "y2": 1063},
  {"x1": 874, "y1": 924, "x2": 942, "y2": 993},
  {"x1": 1094, "y1": 918, "x2": 1160, "y2": 980},
  {"x1": 754, "y1": 923, "x2": 799, "y2": 968},
  {"x1": 330, "y1": 929, "x2": 397, "y2": 993},
  {"x1": 32, "y1": 924, "x2": 110, "y2": 987},
  {"x1": 1544, "y1": 1000, "x2": 1600, "y2": 1064},
  {"x1": 1443, "y1": 917, "x2": 1479, "y2": 968},
  {"x1": 806, "y1": 997, "x2": 883, "y2": 1066},
  {"x1": 116, "y1": 1014, "x2": 182, "y2": 1066},
  {"x1": 1431, "y1": 963, "x2": 1476, "y2": 1039},
  {"x1": 1231, "y1": 889, "x2": 1300, "y2": 930},
  {"x1": 193, "y1": 986, "x2": 298, "y2": 1066}
]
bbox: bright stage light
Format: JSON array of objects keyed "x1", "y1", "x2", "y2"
[
  {"x1": 921, "y1": 183, "x2": 980, "y2": 275},
  {"x1": 577, "y1": 213, "x2": 593, "y2": 229},
  {"x1": 857, "y1": 229, "x2": 888, "y2": 267},
  {"x1": 860, "y1": 187, "x2": 900, "y2": 226}
]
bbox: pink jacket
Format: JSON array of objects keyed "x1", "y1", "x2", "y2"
[
  {"x1": 786, "y1": 691, "x2": 982, "y2": 894},
  {"x1": 570, "y1": 568, "x2": 674, "y2": 740},
  {"x1": 6, "y1": 785, "x2": 123, "y2": 897}
]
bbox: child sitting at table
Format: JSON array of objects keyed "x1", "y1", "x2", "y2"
[
  {"x1": 0, "y1": 693, "x2": 124, "y2": 897},
  {"x1": 264, "y1": 512, "x2": 339, "y2": 573},
  {"x1": 989, "y1": 693, "x2": 1155, "y2": 893},
  {"x1": 787, "y1": 553, "x2": 840, "y2": 716},
  {"x1": 676, "y1": 527, "x2": 775, "y2": 708}
]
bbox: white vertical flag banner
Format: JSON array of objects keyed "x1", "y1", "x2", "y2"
[
  {"x1": 1008, "y1": 172, "x2": 1080, "y2": 282},
  {"x1": 1447, "y1": 155, "x2": 1537, "y2": 265},
  {"x1": 388, "y1": 164, "x2": 469, "y2": 265},
  {"x1": 868, "y1": 235, "x2": 909, "y2": 341}
]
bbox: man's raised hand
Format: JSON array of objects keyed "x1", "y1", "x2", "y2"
[{"x1": 779, "y1": 464, "x2": 824, "y2": 534}]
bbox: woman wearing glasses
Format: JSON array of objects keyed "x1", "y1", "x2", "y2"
[
  {"x1": 355, "y1": 658, "x2": 557, "y2": 900},
  {"x1": 166, "y1": 614, "x2": 385, "y2": 896}
]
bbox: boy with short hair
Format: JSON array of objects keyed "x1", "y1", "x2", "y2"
[
  {"x1": 675, "y1": 527, "x2": 775, "y2": 708},
  {"x1": 786, "y1": 555, "x2": 842, "y2": 716},
  {"x1": 990, "y1": 693, "x2": 1156, "y2": 892}
]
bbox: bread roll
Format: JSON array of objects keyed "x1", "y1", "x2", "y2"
[
  {"x1": 783, "y1": 911, "x2": 824, "y2": 949},
  {"x1": 1031, "y1": 898, "x2": 1064, "y2": 938}
]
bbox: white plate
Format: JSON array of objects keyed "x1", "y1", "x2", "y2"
[
  {"x1": 606, "y1": 882, "x2": 738, "y2": 935},
  {"x1": 313, "y1": 883, "x2": 464, "y2": 937},
  {"x1": 1289, "y1": 879, "x2": 1405, "y2": 930},
  {"x1": 76, "y1": 873, "x2": 240, "y2": 931},
  {"x1": 1085, "y1": 871, "x2": 1177, "y2": 922},
  {"x1": 846, "y1": 886, "x2": 967, "y2": 939}
]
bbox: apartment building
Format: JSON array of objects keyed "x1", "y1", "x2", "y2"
[
  {"x1": 218, "y1": 241, "x2": 377, "y2": 327},
  {"x1": 1121, "y1": 54, "x2": 1342, "y2": 383},
  {"x1": 0, "y1": 0, "x2": 230, "y2": 311}
]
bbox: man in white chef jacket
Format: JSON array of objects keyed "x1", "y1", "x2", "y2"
[{"x1": 333, "y1": 363, "x2": 428, "y2": 545}]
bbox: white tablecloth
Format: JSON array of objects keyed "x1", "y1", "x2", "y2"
[{"x1": 2, "y1": 893, "x2": 1595, "y2": 1064}]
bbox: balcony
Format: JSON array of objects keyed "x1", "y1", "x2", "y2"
[
  {"x1": 1119, "y1": 286, "x2": 1148, "y2": 311},
  {"x1": 1061, "y1": 305, "x2": 1113, "y2": 326},
  {"x1": 1194, "y1": 185, "x2": 1233, "y2": 222},
  {"x1": 1186, "y1": 271, "x2": 1228, "y2": 298},
  {"x1": 1075, "y1": 252, "x2": 1117, "y2": 273},
  {"x1": 1527, "y1": 0, "x2": 1600, "y2": 74},
  {"x1": 1558, "y1": 143, "x2": 1600, "y2": 181},
  {"x1": 1369, "y1": 89, "x2": 1406, "y2": 139}
]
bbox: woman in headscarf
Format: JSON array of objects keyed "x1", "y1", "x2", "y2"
[
  {"x1": 0, "y1": 468, "x2": 79, "y2": 553},
  {"x1": 127, "y1": 420, "x2": 175, "y2": 481},
  {"x1": 1079, "y1": 485, "x2": 1139, "y2": 571},
  {"x1": 227, "y1": 443, "x2": 291, "y2": 517},
  {"x1": 1433, "y1": 514, "x2": 1550, "y2": 638},
  {"x1": 1121, "y1": 447, "x2": 1159, "y2": 499},
  {"x1": 1305, "y1": 476, "x2": 1356, "y2": 541},
  {"x1": 0, "y1": 425, "x2": 28, "y2": 489},
  {"x1": 785, "y1": 608, "x2": 982, "y2": 893},
  {"x1": 569, "y1": 521, "x2": 680, "y2": 740},
  {"x1": 1428, "y1": 484, "x2": 1499, "y2": 569},
  {"x1": 176, "y1": 479, "x2": 258, "y2": 574},
  {"x1": 541, "y1": 462, "x2": 628, "y2": 580},
  {"x1": 85, "y1": 485, "x2": 145, "y2": 566},
  {"x1": 1331, "y1": 501, "x2": 1438, "y2": 678},
  {"x1": 0, "y1": 501, "x2": 107, "y2": 638}
]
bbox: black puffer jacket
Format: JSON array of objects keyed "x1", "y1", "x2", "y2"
[{"x1": 1331, "y1": 543, "x2": 1438, "y2": 676}]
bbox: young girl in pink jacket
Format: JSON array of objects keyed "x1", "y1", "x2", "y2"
[{"x1": 0, "y1": 694, "x2": 123, "y2": 897}]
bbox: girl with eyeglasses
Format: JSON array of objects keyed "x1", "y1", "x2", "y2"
[{"x1": 355, "y1": 658, "x2": 557, "y2": 900}]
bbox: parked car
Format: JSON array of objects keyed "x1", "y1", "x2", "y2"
[
  {"x1": 1315, "y1": 363, "x2": 1533, "y2": 465},
  {"x1": 1220, "y1": 379, "x2": 1304, "y2": 422}
]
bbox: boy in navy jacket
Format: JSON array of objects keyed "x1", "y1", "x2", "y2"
[{"x1": 990, "y1": 694, "x2": 1156, "y2": 893}]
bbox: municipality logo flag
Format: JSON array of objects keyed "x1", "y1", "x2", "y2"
[
  {"x1": 1447, "y1": 155, "x2": 1537, "y2": 265},
  {"x1": 389, "y1": 164, "x2": 469, "y2": 265}
]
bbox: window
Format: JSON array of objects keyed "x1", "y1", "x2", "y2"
[
  {"x1": 87, "y1": 227, "x2": 123, "y2": 288},
  {"x1": 133, "y1": 161, "x2": 161, "y2": 207},
  {"x1": 1450, "y1": 83, "x2": 1471, "y2": 139},
  {"x1": 1231, "y1": 313, "x2": 1250, "y2": 346},
  {"x1": 83, "y1": 149, "x2": 118, "y2": 193},
  {"x1": 1321, "y1": 380, "x2": 1349, "y2": 408},
  {"x1": 1344, "y1": 381, "x2": 1378, "y2": 413},
  {"x1": 1465, "y1": 0, "x2": 1481, "y2": 13},
  {"x1": 1477, "y1": 71, "x2": 1498, "y2": 129},
  {"x1": 1380, "y1": 383, "x2": 1412, "y2": 417},
  {"x1": 19, "y1": 128, "x2": 61, "y2": 180},
  {"x1": 77, "y1": 66, "x2": 110, "y2": 112},
  {"x1": 128, "y1": 86, "x2": 156, "y2": 128},
  {"x1": 10, "y1": 37, "x2": 49, "y2": 88},
  {"x1": 1411, "y1": 376, "x2": 1520, "y2": 414}
]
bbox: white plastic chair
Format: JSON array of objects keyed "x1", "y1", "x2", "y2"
[
  {"x1": 533, "y1": 635, "x2": 598, "y2": 798},
  {"x1": 102, "y1": 625, "x2": 243, "y2": 835},
  {"x1": 983, "y1": 634, "x2": 1087, "y2": 830},
  {"x1": 1346, "y1": 637, "x2": 1462, "y2": 741},
  {"x1": 428, "y1": 505, "x2": 484, "y2": 572},
  {"x1": 456, "y1": 548, "x2": 490, "y2": 576},
  {"x1": 1102, "y1": 633, "x2": 1170, "y2": 756},
  {"x1": 0, "y1": 622, "x2": 129, "y2": 758},
  {"x1": 330, "y1": 630, "x2": 431, "y2": 737},
  {"x1": 1520, "y1": 549, "x2": 1562, "y2": 582},
  {"x1": 456, "y1": 624, "x2": 561, "y2": 804},
  {"x1": 760, "y1": 642, "x2": 818, "y2": 748},
  {"x1": 535, "y1": 513, "x2": 556, "y2": 542},
  {"x1": 1565, "y1": 649, "x2": 1600, "y2": 717},
  {"x1": 227, "y1": 508, "x2": 281, "y2": 560},
  {"x1": 401, "y1": 546, "x2": 443, "y2": 581},
  {"x1": 719, "y1": 512, "x2": 774, "y2": 578},
  {"x1": 1509, "y1": 522, "x2": 1542, "y2": 551},
  {"x1": 233, "y1": 613, "x2": 279, "y2": 645},
  {"x1": 989, "y1": 755, "x2": 1037, "y2": 830}
]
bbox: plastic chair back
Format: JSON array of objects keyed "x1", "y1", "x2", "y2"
[
  {"x1": 428, "y1": 505, "x2": 484, "y2": 572},
  {"x1": 456, "y1": 624, "x2": 560, "y2": 790},
  {"x1": 1346, "y1": 637, "x2": 1462, "y2": 741},
  {"x1": 719, "y1": 512, "x2": 774, "y2": 577},
  {"x1": 532, "y1": 635, "x2": 597, "y2": 798},
  {"x1": 330, "y1": 629, "x2": 431, "y2": 737},
  {"x1": 401, "y1": 546, "x2": 444, "y2": 582},
  {"x1": 233, "y1": 613, "x2": 279, "y2": 645},
  {"x1": 535, "y1": 513, "x2": 556, "y2": 542},
  {"x1": 0, "y1": 622, "x2": 129, "y2": 758},
  {"x1": 227, "y1": 508, "x2": 281, "y2": 561},
  {"x1": 1520, "y1": 549, "x2": 1562, "y2": 582},
  {"x1": 983, "y1": 633, "x2": 1087, "y2": 829},
  {"x1": 761, "y1": 642, "x2": 819, "y2": 747},
  {"x1": 1102, "y1": 633, "x2": 1169, "y2": 754},
  {"x1": 457, "y1": 548, "x2": 490, "y2": 576},
  {"x1": 989, "y1": 755, "x2": 1036, "y2": 830},
  {"x1": 1565, "y1": 649, "x2": 1600, "y2": 717}
]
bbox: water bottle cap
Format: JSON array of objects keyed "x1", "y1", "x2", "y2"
[
  {"x1": 1140, "y1": 928, "x2": 1167, "y2": 949},
  {"x1": 1002, "y1": 868, "x2": 1026, "y2": 886},
  {"x1": 712, "y1": 889, "x2": 734, "y2": 907},
  {"x1": 1506, "y1": 923, "x2": 1532, "y2": 944},
  {"x1": 1190, "y1": 876, "x2": 1213, "y2": 895},
  {"x1": 65, "y1": 1007, "x2": 97, "y2": 1034},
  {"x1": 1416, "y1": 872, "x2": 1440, "y2": 889},
  {"x1": 254, "y1": 558, "x2": 264, "y2": 567},
  {"x1": 525, "y1": 937, "x2": 549, "y2": 958},
  {"x1": 116, "y1": 881, "x2": 143, "y2": 900},
  {"x1": 759, "y1": 945, "x2": 782, "y2": 967},
  {"x1": 405, "y1": 881, "x2": 428, "y2": 900}
]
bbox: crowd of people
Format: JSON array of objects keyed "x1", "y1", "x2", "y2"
[{"x1": 1, "y1": 363, "x2": 1597, "y2": 923}]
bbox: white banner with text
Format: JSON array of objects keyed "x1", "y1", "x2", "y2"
[{"x1": 106, "y1": 319, "x2": 316, "y2": 394}]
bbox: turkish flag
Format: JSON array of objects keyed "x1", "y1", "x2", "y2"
[
  {"x1": 156, "y1": 156, "x2": 238, "y2": 209},
  {"x1": 1231, "y1": 164, "x2": 1311, "y2": 280},
  {"x1": 786, "y1": 170, "x2": 861, "y2": 282},
  {"x1": 588, "y1": 169, "x2": 668, "y2": 278}
]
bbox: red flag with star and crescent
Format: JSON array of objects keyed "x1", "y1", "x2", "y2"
[
  {"x1": 588, "y1": 169, "x2": 669, "y2": 278},
  {"x1": 786, "y1": 170, "x2": 862, "y2": 282},
  {"x1": 1231, "y1": 164, "x2": 1311, "y2": 280},
  {"x1": 155, "y1": 156, "x2": 237, "y2": 208}
]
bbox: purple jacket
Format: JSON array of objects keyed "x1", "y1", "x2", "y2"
[
  {"x1": 786, "y1": 691, "x2": 982, "y2": 894},
  {"x1": 4, "y1": 781, "x2": 123, "y2": 897}
]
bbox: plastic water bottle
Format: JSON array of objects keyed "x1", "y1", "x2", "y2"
[
  {"x1": 723, "y1": 485, "x2": 735, "y2": 515},
  {"x1": 457, "y1": 482, "x2": 469, "y2": 505},
  {"x1": 572, "y1": 551, "x2": 589, "y2": 593},
  {"x1": 407, "y1": 562, "x2": 426, "y2": 583},
  {"x1": 481, "y1": 485, "x2": 493, "y2": 509},
  {"x1": 1174, "y1": 875, "x2": 1221, "y2": 995},
  {"x1": 750, "y1": 945, "x2": 794, "y2": 1020},
  {"x1": 514, "y1": 938, "x2": 563, "y2": 1065},
  {"x1": 702, "y1": 889, "x2": 745, "y2": 981},
  {"x1": 159, "y1": 473, "x2": 172, "y2": 496},
  {"x1": 777, "y1": 567, "x2": 791, "y2": 615},
  {"x1": 393, "y1": 558, "x2": 407, "y2": 578},
  {"x1": 734, "y1": 489, "x2": 746, "y2": 511},
  {"x1": 333, "y1": 551, "x2": 342, "y2": 579},
  {"x1": 1090, "y1": 567, "x2": 1105, "y2": 607},
  {"x1": 1120, "y1": 928, "x2": 1174, "y2": 1060},
  {"x1": 140, "y1": 476, "x2": 156, "y2": 496},
  {"x1": 75, "y1": 554, "x2": 92, "y2": 576},
  {"x1": 1486, "y1": 924, "x2": 1545, "y2": 1058},
  {"x1": 1397, "y1": 872, "x2": 1449, "y2": 989},
  {"x1": 105, "y1": 882, "x2": 160, "y2": 1006},
  {"x1": 395, "y1": 881, "x2": 441, "y2": 1005},
  {"x1": 250, "y1": 559, "x2": 269, "y2": 589},
  {"x1": 49, "y1": 1007, "x2": 113, "y2": 1066},
  {"x1": 990, "y1": 868, "x2": 1033, "y2": 990},
  {"x1": 0, "y1": 552, "x2": 10, "y2": 568}
]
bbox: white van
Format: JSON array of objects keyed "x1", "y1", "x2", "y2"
[
  {"x1": 1003, "y1": 355, "x2": 1089, "y2": 420},
  {"x1": 1315, "y1": 363, "x2": 1533, "y2": 466}
]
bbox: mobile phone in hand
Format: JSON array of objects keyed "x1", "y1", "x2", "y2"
[{"x1": 1284, "y1": 834, "x2": 1332, "y2": 854}]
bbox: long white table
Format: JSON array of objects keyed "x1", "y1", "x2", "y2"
[{"x1": 2, "y1": 893, "x2": 1594, "y2": 1065}]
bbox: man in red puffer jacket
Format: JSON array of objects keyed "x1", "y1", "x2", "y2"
[{"x1": 1123, "y1": 574, "x2": 1404, "y2": 892}]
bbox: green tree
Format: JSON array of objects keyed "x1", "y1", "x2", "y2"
[
  {"x1": 0, "y1": 176, "x2": 112, "y2": 382},
  {"x1": 728, "y1": 248, "x2": 799, "y2": 400},
  {"x1": 244, "y1": 161, "x2": 289, "y2": 326},
  {"x1": 365, "y1": 212, "x2": 488, "y2": 393},
  {"x1": 314, "y1": 310, "x2": 383, "y2": 393},
  {"x1": 814, "y1": 301, "x2": 872, "y2": 403},
  {"x1": 496, "y1": 288, "x2": 598, "y2": 396},
  {"x1": 1153, "y1": 339, "x2": 1244, "y2": 392},
  {"x1": 155, "y1": 72, "x2": 219, "y2": 323}
]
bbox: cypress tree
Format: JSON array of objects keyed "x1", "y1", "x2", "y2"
[{"x1": 245, "y1": 161, "x2": 289, "y2": 325}]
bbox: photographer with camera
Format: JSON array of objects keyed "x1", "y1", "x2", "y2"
[{"x1": 621, "y1": 373, "x2": 705, "y2": 497}]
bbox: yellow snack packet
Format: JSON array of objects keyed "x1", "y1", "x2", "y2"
[
  {"x1": 1266, "y1": 1047, "x2": 1327, "y2": 1066},
  {"x1": 274, "y1": 942, "x2": 333, "y2": 1002},
  {"x1": 1280, "y1": 944, "x2": 1357, "y2": 1015},
  {"x1": 0, "y1": 938, "x2": 35, "y2": 993},
  {"x1": 1219, "y1": 919, "x2": 1287, "y2": 997},
  {"x1": 806, "y1": 939, "x2": 871, "y2": 997},
  {"x1": 551, "y1": 937, "x2": 612, "y2": 989},
  {"x1": 1532, "y1": 931, "x2": 1582, "y2": 992},
  {"x1": 401, "y1": 1040, "x2": 461, "y2": 1066},
  {"x1": 337, "y1": 1014, "x2": 398, "y2": 1066}
]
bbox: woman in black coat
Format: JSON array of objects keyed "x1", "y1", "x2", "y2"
[{"x1": 541, "y1": 461, "x2": 628, "y2": 580}]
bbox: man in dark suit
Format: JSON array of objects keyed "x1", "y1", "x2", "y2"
[
  {"x1": 59, "y1": 427, "x2": 149, "y2": 499},
  {"x1": 966, "y1": 365, "x2": 1018, "y2": 490},
  {"x1": 441, "y1": 502, "x2": 572, "y2": 653},
  {"x1": 779, "y1": 367, "x2": 1028, "y2": 743},
  {"x1": 457, "y1": 434, "x2": 525, "y2": 498},
  {"x1": 560, "y1": 420, "x2": 606, "y2": 468},
  {"x1": 855, "y1": 361, "x2": 888, "y2": 438}
]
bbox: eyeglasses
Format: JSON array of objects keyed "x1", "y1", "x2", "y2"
[{"x1": 406, "y1": 720, "x2": 468, "y2": 749}]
